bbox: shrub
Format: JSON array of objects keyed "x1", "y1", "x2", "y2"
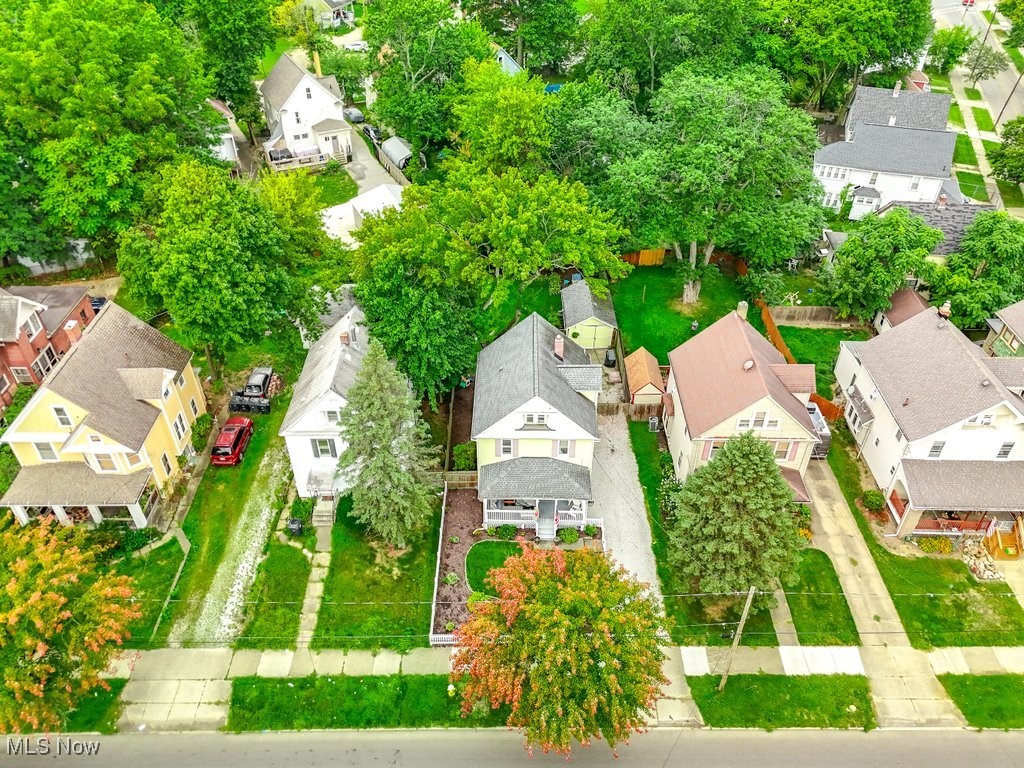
[
  {"x1": 445, "y1": 621, "x2": 456, "y2": 631},
  {"x1": 449, "y1": 535, "x2": 460, "y2": 543},
  {"x1": 917, "y1": 536, "x2": 954, "y2": 555},
  {"x1": 452, "y1": 442, "x2": 476, "y2": 470},
  {"x1": 557, "y1": 527, "x2": 579, "y2": 545},
  {"x1": 191, "y1": 413, "x2": 213, "y2": 451},
  {"x1": 584, "y1": 524, "x2": 598, "y2": 537},
  {"x1": 0, "y1": 264, "x2": 31, "y2": 283},
  {"x1": 494, "y1": 524, "x2": 517, "y2": 541},
  {"x1": 90, "y1": 522, "x2": 160, "y2": 562},
  {"x1": 467, "y1": 591, "x2": 488, "y2": 609},
  {"x1": 862, "y1": 489, "x2": 885, "y2": 512},
  {"x1": 289, "y1": 497, "x2": 315, "y2": 531},
  {"x1": 443, "y1": 571, "x2": 459, "y2": 585}
]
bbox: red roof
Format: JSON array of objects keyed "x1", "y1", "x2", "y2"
[{"x1": 884, "y1": 289, "x2": 929, "y2": 327}]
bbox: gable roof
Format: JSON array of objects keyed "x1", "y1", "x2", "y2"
[
  {"x1": 6, "y1": 285, "x2": 88, "y2": 333},
  {"x1": 997, "y1": 298, "x2": 1024, "y2": 336},
  {"x1": 312, "y1": 117, "x2": 348, "y2": 133},
  {"x1": 902, "y1": 459, "x2": 1024, "y2": 512},
  {"x1": 561, "y1": 280, "x2": 618, "y2": 330},
  {"x1": 847, "y1": 306, "x2": 1024, "y2": 440},
  {"x1": 667, "y1": 311, "x2": 816, "y2": 438},
  {"x1": 814, "y1": 123, "x2": 955, "y2": 178},
  {"x1": 878, "y1": 200, "x2": 996, "y2": 256},
  {"x1": 769, "y1": 364, "x2": 816, "y2": 395},
  {"x1": 883, "y1": 288, "x2": 929, "y2": 327},
  {"x1": 260, "y1": 54, "x2": 339, "y2": 113},
  {"x1": 0, "y1": 288, "x2": 45, "y2": 342},
  {"x1": 43, "y1": 303, "x2": 193, "y2": 451},
  {"x1": 281, "y1": 297, "x2": 367, "y2": 434},
  {"x1": 471, "y1": 313, "x2": 599, "y2": 438},
  {"x1": 625, "y1": 347, "x2": 664, "y2": 396},
  {"x1": 848, "y1": 86, "x2": 951, "y2": 134}
]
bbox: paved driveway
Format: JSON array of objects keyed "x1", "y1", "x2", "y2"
[{"x1": 591, "y1": 413, "x2": 663, "y2": 602}]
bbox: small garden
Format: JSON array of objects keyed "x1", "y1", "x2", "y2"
[{"x1": 938, "y1": 674, "x2": 1024, "y2": 729}]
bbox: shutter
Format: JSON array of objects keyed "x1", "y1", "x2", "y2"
[
  {"x1": 551, "y1": 440, "x2": 558, "y2": 458},
  {"x1": 512, "y1": 440, "x2": 519, "y2": 458},
  {"x1": 786, "y1": 442, "x2": 798, "y2": 461},
  {"x1": 311, "y1": 439, "x2": 320, "y2": 458},
  {"x1": 494, "y1": 440, "x2": 501, "y2": 457},
  {"x1": 568, "y1": 440, "x2": 576, "y2": 458},
  {"x1": 329, "y1": 439, "x2": 337, "y2": 458},
  {"x1": 700, "y1": 441, "x2": 712, "y2": 460}
]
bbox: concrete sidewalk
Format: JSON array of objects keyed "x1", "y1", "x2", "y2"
[{"x1": 681, "y1": 646, "x2": 865, "y2": 677}]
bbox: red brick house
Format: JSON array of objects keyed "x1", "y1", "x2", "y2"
[{"x1": 0, "y1": 286, "x2": 95, "y2": 411}]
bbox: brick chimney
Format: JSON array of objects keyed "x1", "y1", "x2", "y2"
[
  {"x1": 63, "y1": 320, "x2": 82, "y2": 345},
  {"x1": 938, "y1": 300, "x2": 952, "y2": 320},
  {"x1": 339, "y1": 331, "x2": 350, "y2": 346},
  {"x1": 553, "y1": 334, "x2": 564, "y2": 361},
  {"x1": 737, "y1": 300, "x2": 748, "y2": 321},
  {"x1": 937, "y1": 193, "x2": 948, "y2": 207},
  {"x1": 892, "y1": 81, "x2": 902, "y2": 99}
]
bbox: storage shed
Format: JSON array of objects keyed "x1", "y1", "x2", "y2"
[
  {"x1": 560, "y1": 280, "x2": 618, "y2": 350},
  {"x1": 624, "y1": 347, "x2": 665, "y2": 405}
]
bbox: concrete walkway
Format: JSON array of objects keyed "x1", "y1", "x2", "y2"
[
  {"x1": 950, "y1": 70, "x2": 1004, "y2": 207},
  {"x1": 770, "y1": 588, "x2": 799, "y2": 646},
  {"x1": 929, "y1": 646, "x2": 1024, "y2": 675},
  {"x1": 998, "y1": 559, "x2": 1024, "y2": 614},
  {"x1": 804, "y1": 461, "x2": 964, "y2": 727},
  {"x1": 682, "y1": 646, "x2": 865, "y2": 676},
  {"x1": 655, "y1": 648, "x2": 704, "y2": 727}
]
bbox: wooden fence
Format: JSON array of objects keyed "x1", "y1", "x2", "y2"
[
  {"x1": 597, "y1": 401, "x2": 626, "y2": 415},
  {"x1": 756, "y1": 298, "x2": 797, "y2": 364},
  {"x1": 424, "y1": 470, "x2": 477, "y2": 489},
  {"x1": 629, "y1": 403, "x2": 662, "y2": 422},
  {"x1": 621, "y1": 249, "x2": 667, "y2": 266},
  {"x1": 810, "y1": 393, "x2": 843, "y2": 422}
]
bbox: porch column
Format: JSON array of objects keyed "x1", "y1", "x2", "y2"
[
  {"x1": 51, "y1": 505, "x2": 71, "y2": 526},
  {"x1": 128, "y1": 503, "x2": 147, "y2": 529},
  {"x1": 86, "y1": 505, "x2": 103, "y2": 524},
  {"x1": 10, "y1": 505, "x2": 29, "y2": 525}
]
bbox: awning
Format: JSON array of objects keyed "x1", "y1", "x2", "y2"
[
  {"x1": 780, "y1": 467, "x2": 811, "y2": 504},
  {"x1": 478, "y1": 458, "x2": 592, "y2": 501},
  {"x1": 903, "y1": 459, "x2": 1024, "y2": 512},
  {"x1": 2, "y1": 463, "x2": 151, "y2": 507}
]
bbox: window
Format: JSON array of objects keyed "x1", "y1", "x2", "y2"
[
  {"x1": 35, "y1": 443, "x2": 57, "y2": 461},
  {"x1": 163, "y1": 385, "x2": 170, "y2": 399},
  {"x1": 53, "y1": 406, "x2": 72, "y2": 428},
  {"x1": 172, "y1": 413, "x2": 186, "y2": 440},
  {"x1": 190, "y1": 398, "x2": 198, "y2": 416},
  {"x1": 707, "y1": 440, "x2": 728, "y2": 459},
  {"x1": 11, "y1": 367, "x2": 32, "y2": 384},
  {"x1": 557, "y1": 440, "x2": 570, "y2": 456},
  {"x1": 500, "y1": 439, "x2": 513, "y2": 456},
  {"x1": 127, "y1": 453, "x2": 142, "y2": 467},
  {"x1": 736, "y1": 417, "x2": 752, "y2": 429},
  {"x1": 752, "y1": 411, "x2": 767, "y2": 429},
  {"x1": 325, "y1": 410, "x2": 340, "y2": 424},
  {"x1": 161, "y1": 453, "x2": 171, "y2": 474},
  {"x1": 895, "y1": 428, "x2": 903, "y2": 442},
  {"x1": 30, "y1": 345, "x2": 57, "y2": 380},
  {"x1": 80, "y1": 309, "x2": 88, "y2": 324},
  {"x1": 176, "y1": 373, "x2": 185, "y2": 388},
  {"x1": 295, "y1": 112, "x2": 301, "y2": 124},
  {"x1": 981, "y1": 414, "x2": 994, "y2": 426},
  {"x1": 94, "y1": 453, "x2": 116, "y2": 472},
  {"x1": 524, "y1": 414, "x2": 547, "y2": 427},
  {"x1": 301, "y1": 132, "x2": 309, "y2": 138},
  {"x1": 998, "y1": 442, "x2": 1014, "y2": 459},
  {"x1": 868, "y1": 171, "x2": 879, "y2": 185},
  {"x1": 293, "y1": 134, "x2": 301, "y2": 140},
  {"x1": 910, "y1": 176, "x2": 921, "y2": 191},
  {"x1": 311, "y1": 438, "x2": 337, "y2": 458},
  {"x1": 774, "y1": 441, "x2": 791, "y2": 460},
  {"x1": 0, "y1": 375, "x2": 8, "y2": 395},
  {"x1": 305, "y1": 87, "x2": 312, "y2": 99},
  {"x1": 23, "y1": 313, "x2": 42, "y2": 339},
  {"x1": 89, "y1": 434, "x2": 102, "y2": 444},
  {"x1": 890, "y1": 465, "x2": 897, "y2": 476},
  {"x1": 929, "y1": 441, "x2": 945, "y2": 458}
]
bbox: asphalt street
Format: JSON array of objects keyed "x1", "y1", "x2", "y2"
[{"x1": 8, "y1": 730, "x2": 1024, "y2": 768}]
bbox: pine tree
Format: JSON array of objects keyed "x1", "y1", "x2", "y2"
[
  {"x1": 664, "y1": 432, "x2": 804, "y2": 604},
  {"x1": 337, "y1": 339, "x2": 441, "y2": 548}
]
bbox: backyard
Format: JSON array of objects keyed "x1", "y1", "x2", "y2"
[
  {"x1": 478, "y1": 279, "x2": 563, "y2": 341},
  {"x1": 313, "y1": 166, "x2": 359, "y2": 208},
  {"x1": 312, "y1": 496, "x2": 440, "y2": 651},
  {"x1": 778, "y1": 326, "x2": 871, "y2": 398}
]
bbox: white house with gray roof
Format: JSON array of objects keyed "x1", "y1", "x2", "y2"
[
  {"x1": 471, "y1": 313, "x2": 602, "y2": 540},
  {"x1": 258, "y1": 54, "x2": 352, "y2": 169},
  {"x1": 816, "y1": 85, "x2": 957, "y2": 220},
  {"x1": 835, "y1": 303, "x2": 1024, "y2": 542},
  {"x1": 280, "y1": 292, "x2": 367, "y2": 498},
  {"x1": 560, "y1": 279, "x2": 618, "y2": 350}
]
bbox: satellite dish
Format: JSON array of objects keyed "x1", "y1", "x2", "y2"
[{"x1": 743, "y1": 360, "x2": 755, "y2": 371}]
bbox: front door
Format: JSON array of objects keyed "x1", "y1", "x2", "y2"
[
  {"x1": 538, "y1": 500, "x2": 556, "y2": 522},
  {"x1": 331, "y1": 135, "x2": 339, "y2": 156}
]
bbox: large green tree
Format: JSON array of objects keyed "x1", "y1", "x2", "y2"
[
  {"x1": 926, "y1": 26, "x2": 976, "y2": 74},
  {"x1": 453, "y1": 546, "x2": 666, "y2": 756},
  {"x1": 0, "y1": 0, "x2": 217, "y2": 243},
  {"x1": 964, "y1": 38, "x2": 1011, "y2": 87},
  {"x1": 464, "y1": 0, "x2": 579, "y2": 70},
  {"x1": 337, "y1": 339, "x2": 440, "y2": 548},
  {"x1": 1, "y1": 518, "x2": 141, "y2": 732},
  {"x1": 664, "y1": 432, "x2": 803, "y2": 606},
  {"x1": 0, "y1": 136, "x2": 68, "y2": 268},
  {"x1": 820, "y1": 207, "x2": 942, "y2": 321},
  {"x1": 320, "y1": 48, "x2": 370, "y2": 106},
  {"x1": 990, "y1": 116, "x2": 1024, "y2": 184}
]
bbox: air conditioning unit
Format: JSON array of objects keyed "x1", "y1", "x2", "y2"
[{"x1": 648, "y1": 416, "x2": 660, "y2": 432}]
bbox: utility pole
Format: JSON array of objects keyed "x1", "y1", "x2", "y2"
[
  {"x1": 996, "y1": 69, "x2": 1024, "y2": 126},
  {"x1": 718, "y1": 586, "x2": 757, "y2": 693}
]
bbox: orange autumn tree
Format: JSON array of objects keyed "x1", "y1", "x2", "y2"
[
  {"x1": 0, "y1": 517, "x2": 140, "y2": 732},
  {"x1": 451, "y1": 545, "x2": 666, "y2": 756}
]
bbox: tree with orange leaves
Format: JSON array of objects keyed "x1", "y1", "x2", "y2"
[
  {"x1": 0, "y1": 517, "x2": 141, "y2": 732},
  {"x1": 451, "y1": 545, "x2": 666, "y2": 756}
]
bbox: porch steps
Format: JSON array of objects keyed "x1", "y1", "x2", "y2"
[
  {"x1": 311, "y1": 498, "x2": 336, "y2": 527},
  {"x1": 538, "y1": 520, "x2": 556, "y2": 540}
]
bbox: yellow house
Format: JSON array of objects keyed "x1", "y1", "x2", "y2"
[
  {"x1": 560, "y1": 280, "x2": 618, "y2": 351},
  {"x1": 2, "y1": 302, "x2": 207, "y2": 528}
]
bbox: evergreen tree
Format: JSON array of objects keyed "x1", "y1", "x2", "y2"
[
  {"x1": 337, "y1": 340, "x2": 441, "y2": 548},
  {"x1": 664, "y1": 432, "x2": 804, "y2": 605}
]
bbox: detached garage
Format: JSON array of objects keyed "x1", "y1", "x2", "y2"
[{"x1": 561, "y1": 280, "x2": 618, "y2": 350}]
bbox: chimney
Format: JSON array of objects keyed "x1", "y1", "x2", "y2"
[
  {"x1": 937, "y1": 193, "x2": 948, "y2": 207},
  {"x1": 339, "y1": 331, "x2": 350, "y2": 346},
  {"x1": 938, "y1": 300, "x2": 952, "y2": 320},
  {"x1": 553, "y1": 334, "x2": 564, "y2": 361},
  {"x1": 63, "y1": 320, "x2": 82, "y2": 346},
  {"x1": 892, "y1": 81, "x2": 901, "y2": 99},
  {"x1": 888, "y1": 115, "x2": 897, "y2": 126},
  {"x1": 736, "y1": 301, "x2": 748, "y2": 321}
]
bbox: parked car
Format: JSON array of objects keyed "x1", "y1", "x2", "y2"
[
  {"x1": 362, "y1": 124, "x2": 383, "y2": 143},
  {"x1": 963, "y1": 0, "x2": 976, "y2": 5},
  {"x1": 343, "y1": 41, "x2": 369, "y2": 52},
  {"x1": 211, "y1": 417, "x2": 254, "y2": 466},
  {"x1": 90, "y1": 296, "x2": 108, "y2": 312},
  {"x1": 343, "y1": 107, "x2": 364, "y2": 123},
  {"x1": 229, "y1": 366, "x2": 275, "y2": 414}
]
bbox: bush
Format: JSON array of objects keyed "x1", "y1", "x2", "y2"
[
  {"x1": 862, "y1": 489, "x2": 885, "y2": 512},
  {"x1": 289, "y1": 497, "x2": 314, "y2": 529},
  {"x1": 452, "y1": 442, "x2": 476, "y2": 471},
  {"x1": 90, "y1": 522, "x2": 161, "y2": 562},
  {"x1": 0, "y1": 264, "x2": 32, "y2": 283},
  {"x1": 917, "y1": 536, "x2": 954, "y2": 555},
  {"x1": 191, "y1": 413, "x2": 213, "y2": 451},
  {"x1": 443, "y1": 571, "x2": 459, "y2": 585},
  {"x1": 467, "y1": 591, "x2": 488, "y2": 609},
  {"x1": 494, "y1": 524, "x2": 517, "y2": 541},
  {"x1": 584, "y1": 524, "x2": 598, "y2": 537},
  {"x1": 557, "y1": 527, "x2": 579, "y2": 545}
]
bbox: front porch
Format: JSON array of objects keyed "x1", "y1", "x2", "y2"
[{"x1": 483, "y1": 498, "x2": 592, "y2": 540}]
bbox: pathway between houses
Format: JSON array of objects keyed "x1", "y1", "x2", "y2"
[{"x1": 804, "y1": 461, "x2": 964, "y2": 727}]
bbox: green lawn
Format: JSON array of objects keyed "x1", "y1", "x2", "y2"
[
  {"x1": 777, "y1": 271, "x2": 824, "y2": 306},
  {"x1": 982, "y1": 138, "x2": 1002, "y2": 160},
  {"x1": 954, "y1": 133, "x2": 979, "y2": 166},
  {"x1": 777, "y1": 326, "x2": 870, "y2": 398},
  {"x1": 949, "y1": 102, "x2": 965, "y2": 129},
  {"x1": 612, "y1": 264, "x2": 750, "y2": 363},
  {"x1": 465, "y1": 540, "x2": 520, "y2": 594},
  {"x1": 313, "y1": 167, "x2": 359, "y2": 208},
  {"x1": 312, "y1": 496, "x2": 439, "y2": 651},
  {"x1": 786, "y1": 549, "x2": 860, "y2": 646},
  {"x1": 965, "y1": 86, "x2": 984, "y2": 102},
  {"x1": 1002, "y1": 40, "x2": 1024, "y2": 74},
  {"x1": 925, "y1": 69, "x2": 952, "y2": 93},
  {"x1": 235, "y1": 539, "x2": 312, "y2": 649},
  {"x1": 63, "y1": 679, "x2": 127, "y2": 734},
  {"x1": 983, "y1": 9, "x2": 997, "y2": 24},
  {"x1": 114, "y1": 538, "x2": 186, "y2": 648},
  {"x1": 228, "y1": 675, "x2": 509, "y2": 731},
  {"x1": 828, "y1": 425, "x2": 1024, "y2": 648},
  {"x1": 972, "y1": 106, "x2": 996, "y2": 132},
  {"x1": 259, "y1": 37, "x2": 295, "y2": 79},
  {"x1": 957, "y1": 170, "x2": 991, "y2": 202},
  {"x1": 689, "y1": 675, "x2": 875, "y2": 729},
  {"x1": 939, "y1": 675, "x2": 1024, "y2": 729},
  {"x1": 479, "y1": 279, "x2": 563, "y2": 341},
  {"x1": 626, "y1": 421, "x2": 777, "y2": 646},
  {"x1": 998, "y1": 179, "x2": 1024, "y2": 208}
]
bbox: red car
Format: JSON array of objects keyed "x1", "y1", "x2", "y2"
[{"x1": 210, "y1": 417, "x2": 254, "y2": 466}]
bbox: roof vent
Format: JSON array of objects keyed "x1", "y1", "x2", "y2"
[
  {"x1": 892, "y1": 81, "x2": 902, "y2": 99},
  {"x1": 903, "y1": 398, "x2": 910, "y2": 407},
  {"x1": 743, "y1": 359, "x2": 754, "y2": 371},
  {"x1": 982, "y1": 379, "x2": 991, "y2": 387},
  {"x1": 888, "y1": 115, "x2": 896, "y2": 126}
]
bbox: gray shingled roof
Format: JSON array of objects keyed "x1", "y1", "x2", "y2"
[
  {"x1": 561, "y1": 280, "x2": 618, "y2": 329},
  {"x1": 259, "y1": 54, "x2": 308, "y2": 112},
  {"x1": 6, "y1": 285, "x2": 88, "y2": 333},
  {"x1": 478, "y1": 457, "x2": 592, "y2": 500},
  {"x1": 317, "y1": 76, "x2": 342, "y2": 98},
  {"x1": 312, "y1": 117, "x2": 347, "y2": 133},
  {"x1": 556, "y1": 365, "x2": 602, "y2": 392},
  {"x1": 42, "y1": 303, "x2": 193, "y2": 451},
  {"x1": 815, "y1": 124, "x2": 955, "y2": 178},
  {"x1": 987, "y1": 358, "x2": 1024, "y2": 391},
  {"x1": 880, "y1": 201, "x2": 995, "y2": 256},
  {"x1": 847, "y1": 307, "x2": 1024, "y2": 441},
  {"x1": 281, "y1": 298, "x2": 367, "y2": 434},
  {"x1": 848, "y1": 86, "x2": 951, "y2": 134},
  {"x1": 471, "y1": 313, "x2": 599, "y2": 438},
  {"x1": 997, "y1": 298, "x2": 1024, "y2": 336},
  {"x1": 1, "y1": 462, "x2": 151, "y2": 506},
  {"x1": 854, "y1": 186, "x2": 881, "y2": 199},
  {"x1": 0, "y1": 291, "x2": 24, "y2": 341},
  {"x1": 824, "y1": 230, "x2": 849, "y2": 251},
  {"x1": 903, "y1": 459, "x2": 1024, "y2": 512}
]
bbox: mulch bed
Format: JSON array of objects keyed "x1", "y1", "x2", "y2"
[
  {"x1": 433, "y1": 489, "x2": 481, "y2": 634},
  {"x1": 450, "y1": 383, "x2": 474, "y2": 448}
]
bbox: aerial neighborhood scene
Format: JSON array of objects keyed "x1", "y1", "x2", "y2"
[{"x1": 8, "y1": 0, "x2": 1024, "y2": 763}]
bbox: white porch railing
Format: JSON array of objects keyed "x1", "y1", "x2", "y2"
[
  {"x1": 484, "y1": 509, "x2": 537, "y2": 526},
  {"x1": 430, "y1": 633, "x2": 455, "y2": 646}
]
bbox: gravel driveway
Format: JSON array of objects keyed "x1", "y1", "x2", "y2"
[{"x1": 591, "y1": 414, "x2": 663, "y2": 603}]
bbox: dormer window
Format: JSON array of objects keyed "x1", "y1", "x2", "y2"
[{"x1": 524, "y1": 414, "x2": 546, "y2": 425}]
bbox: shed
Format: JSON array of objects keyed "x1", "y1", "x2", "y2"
[
  {"x1": 560, "y1": 280, "x2": 618, "y2": 350},
  {"x1": 381, "y1": 136, "x2": 413, "y2": 169},
  {"x1": 624, "y1": 347, "x2": 664, "y2": 405}
]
